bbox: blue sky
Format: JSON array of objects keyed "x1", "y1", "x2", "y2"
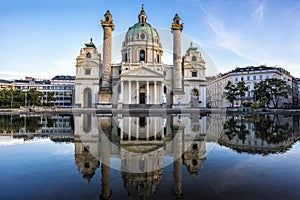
[{"x1": 0, "y1": 0, "x2": 300, "y2": 79}]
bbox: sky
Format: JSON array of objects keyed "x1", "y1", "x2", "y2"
[{"x1": 0, "y1": 0, "x2": 300, "y2": 80}]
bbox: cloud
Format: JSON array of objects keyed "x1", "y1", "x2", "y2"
[{"x1": 252, "y1": 1, "x2": 264, "y2": 23}]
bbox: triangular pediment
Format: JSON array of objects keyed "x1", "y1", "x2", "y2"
[{"x1": 120, "y1": 66, "x2": 164, "y2": 78}]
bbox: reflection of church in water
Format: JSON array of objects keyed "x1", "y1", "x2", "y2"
[
  {"x1": 74, "y1": 113, "x2": 207, "y2": 199},
  {"x1": 73, "y1": 113, "x2": 300, "y2": 199},
  {"x1": 74, "y1": 5, "x2": 206, "y2": 108}
]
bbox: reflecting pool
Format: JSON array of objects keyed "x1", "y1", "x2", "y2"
[{"x1": 0, "y1": 113, "x2": 300, "y2": 199}]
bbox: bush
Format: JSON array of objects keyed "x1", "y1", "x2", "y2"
[{"x1": 251, "y1": 102, "x2": 261, "y2": 110}]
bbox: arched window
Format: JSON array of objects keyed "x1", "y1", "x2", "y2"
[
  {"x1": 106, "y1": 16, "x2": 109, "y2": 21},
  {"x1": 157, "y1": 54, "x2": 160, "y2": 63},
  {"x1": 86, "y1": 52, "x2": 91, "y2": 58},
  {"x1": 140, "y1": 50, "x2": 145, "y2": 61},
  {"x1": 192, "y1": 56, "x2": 197, "y2": 62},
  {"x1": 83, "y1": 88, "x2": 92, "y2": 108}
]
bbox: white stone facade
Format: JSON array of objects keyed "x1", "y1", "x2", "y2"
[
  {"x1": 74, "y1": 6, "x2": 207, "y2": 108},
  {"x1": 207, "y1": 65, "x2": 296, "y2": 108}
]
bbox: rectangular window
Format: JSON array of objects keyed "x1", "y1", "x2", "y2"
[
  {"x1": 260, "y1": 75, "x2": 263, "y2": 80},
  {"x1": 192, "y1": 71, "x2": 197, "y2": 77},
  {"x1": 235, "y1": 78, "x2": 238, "y2": 82},
  {"x1": 85, "y1": 69, "x2": 91, "y2": 75},
  {"x1": 253, "y1": 75, "x2": 256, "y2": 80},
  {"x1": 247, "y1": 76, "x2": 250, "y2": 80}
]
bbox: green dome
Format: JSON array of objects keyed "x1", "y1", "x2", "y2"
[{"x1": 125, "y1": 22, "x2": 160, "y2": 43}]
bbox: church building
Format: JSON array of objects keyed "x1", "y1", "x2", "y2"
[{"x1": 74, "y1": 5, "x2": 206, "y2": 108}]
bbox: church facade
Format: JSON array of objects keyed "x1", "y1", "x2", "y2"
[{"x1": 74, "y1": 5, "x2": 206, "y2": 108}]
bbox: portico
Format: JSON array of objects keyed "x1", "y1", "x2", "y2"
[{"x1": 119, "y1": 66, "x2": 165, "y2": 105}]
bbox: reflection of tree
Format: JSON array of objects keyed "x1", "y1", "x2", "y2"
[
  {"x1": 223, "y1": 116, "x2": 249, "y2": 143},
  {"x1": 223, "y1": 115, "x2": 293, "y2": 145},
  {"x1": 26, "y1": 117, "x2": 43, "y2": 132},
  {"x1": 253, "y1": 115, "x2": 292, "y2": 144}
]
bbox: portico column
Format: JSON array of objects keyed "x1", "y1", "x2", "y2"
[
  {"x1": 128, "y1": 80, "x2": 131, "y2": 104},
  {"x1": 161, "y1": 82, "x2": 165, "y2": 104},
  {"x1": 146, "y1": 81, "x2": 149, "y2": 104},
  {"x1": 136, "y1": 81, "x2": 139, "y2": 104},
  {"x1": 154, "y1": 81, "x2": 157, "y2": 104}
]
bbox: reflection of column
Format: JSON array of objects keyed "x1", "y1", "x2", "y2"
[
  {"x1": 154, "y1": 117, "x2": 157, "y2": 139},
  {"x1": 136, "y1": 81, "x2": 139, "y2": 104},
  {"x1": 136, "y1": 117, "x2": 139, "y2": 140},
  {"x1": 173, "y1": 128, "x2": 183, "y2": 199},
  {"x1": 128, "y1": 117, "x2": 131, "y2": 140},
  {"x1": 101, "y1": 163, "x2": 111, "y2": 200},
  {"x1": 154, "y1": 81, "x2": 157, "y2": 104},
  {"x1": 146, "y1": 81, "x2": 149, "y2": 104},
  {"x1": 128, "y1": 81, "x2": 131, "y2": 104},
  {"x1": 146, "y1": 117, "x2": 149, "y2": 140},
  {"x1": 120, "y1": 120, "x2": 123, "y2": 140},
  {"x1": 100, "y1": 133, "x2": 112, "y2": 199}
]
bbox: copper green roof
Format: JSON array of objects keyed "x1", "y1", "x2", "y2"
[
  {"x1": 85, "y1": 38, "x2": 96, "y2": 48},
  {"x1": 125, "y1": 22, "x2": 160, "y2": 42}
]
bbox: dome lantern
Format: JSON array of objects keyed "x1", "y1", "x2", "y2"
[{"x1": 138, "y1": 4, "x2": 147, "y2": 23}]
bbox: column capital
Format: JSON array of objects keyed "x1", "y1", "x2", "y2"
[{"x1": 101, "y1": 10, "x2": 115, "y2": 30}]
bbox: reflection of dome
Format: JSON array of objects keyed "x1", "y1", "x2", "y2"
[{"x1": 122, "y1": 170, "x2": 162, "y2": 199}]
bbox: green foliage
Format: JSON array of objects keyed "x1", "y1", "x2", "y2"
[
  {"x1": 27, "y1": 88, "x2": 44, "y2": 106},
  {"x1": 45, "y1": 92, "x2": 56, "y2": 106},
  {"x1": 250, "y1": 102, "x2": 261, "y2": 110},
  {"x1": 254, "y1": 78, "x2": 291, "y2": 108},
  {"x1": 223, "y1": 80, "x2": 249, "y2": 107},
  {"x1": 0, "y1": 87, "x2": 47, "y2": 108},
  {"x1": 223, "y1": 81, "x2": 238, "y2": 107},
  {"x1": 237, "y1": 81, "x2": 249, "y2": 101}
]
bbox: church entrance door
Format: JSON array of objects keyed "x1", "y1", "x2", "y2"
[{"x1": 140, "y1": 93, "x2": 145, "y2": 104}]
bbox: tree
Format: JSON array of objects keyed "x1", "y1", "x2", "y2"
[
  {"x1": 45, "y1": 92, "x2": 56, "y2": 106},
  {"x1": 223, "y1": 81, "x2": 238, "y2": 107},
  {"x1": 254, "y1": 78, "x2": 291, "y2": 108},
  {"x1": 27, "y1": 88, "x2": 44, "y2": 106},
  {"x1": 237, "y1": 80, "x2": 249, "y2": 106}
]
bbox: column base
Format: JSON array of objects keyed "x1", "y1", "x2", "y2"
[{"x1": 99, "y1": 91, "x2": 112, "y2": 105}]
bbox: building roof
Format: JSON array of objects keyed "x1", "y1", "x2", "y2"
[
  {"x1": 222, "y1": 65, "x2": 291, "y2": 77},
  {"x1": 0, "y1": 79, "x2": 12, "y2": 84},
  {"x1": 84, "y1": 38, "x2": 96, "y2": 48},
  {"x1": 52, "y1": 75, "x2": 75, "y2": 81}
]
